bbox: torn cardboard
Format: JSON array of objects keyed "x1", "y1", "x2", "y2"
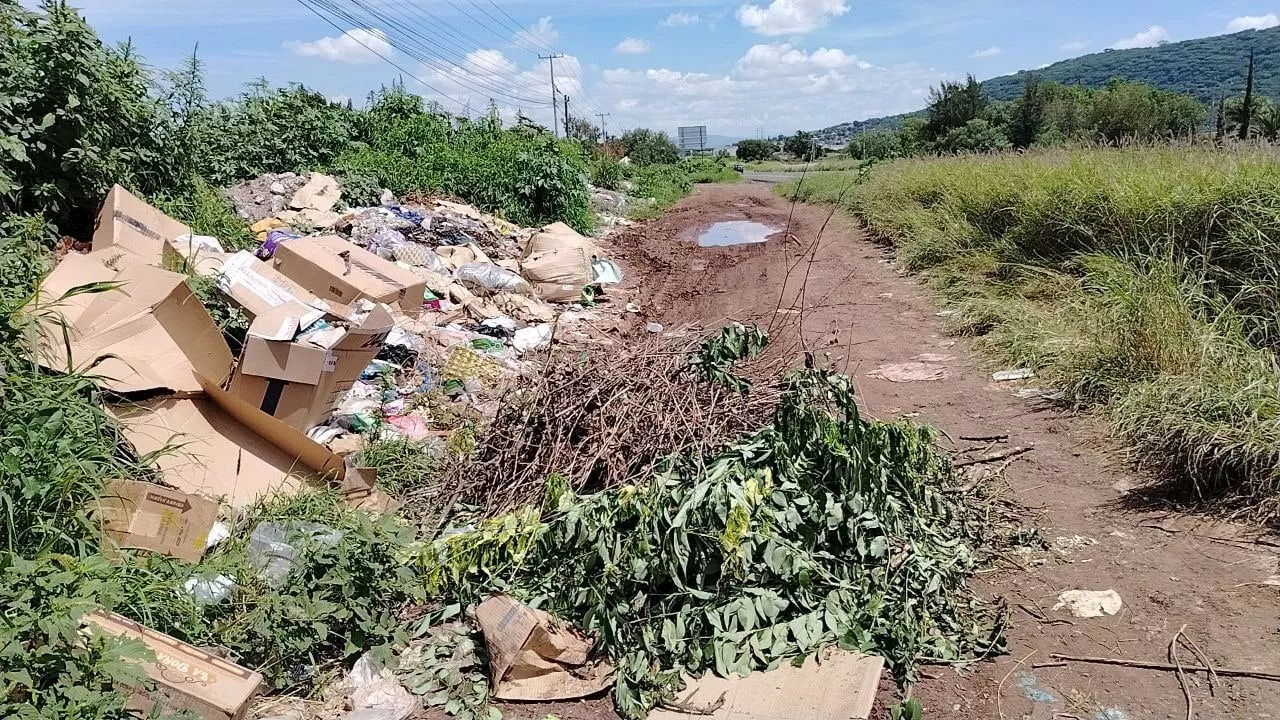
[
  {"x1": 33, "y1": 251, "x2": 233, "y2": 395},
  {"x1": 475, "y1": 594, "x2": 613, "y2": 701},
  {"x1": 110, "y1": 373, "x2": 368, "y2": 507},
  {"x1": 93, "y1": 480, "x2": 218, "y2": 563},
  {"x1": 85, "y1": 611, "x2": 263, "y2": 720},
  {"x1": 271, "y1": 235, "x2": 426, "y2": 316},
  {"x1": 649, "y1": 649, "x2": 883, "y2": 720},
  {"x1": 289, "y1": 173, "x2": 341, "y2": 213}
]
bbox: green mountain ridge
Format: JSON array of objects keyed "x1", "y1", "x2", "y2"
[{"x1": 814, "y1": 26, "x2": 1280, "y2": 144}]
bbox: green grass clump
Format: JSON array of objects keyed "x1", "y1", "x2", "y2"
[{"x1": 785, "y1": 146, "x2": 1280, "y2": 520}]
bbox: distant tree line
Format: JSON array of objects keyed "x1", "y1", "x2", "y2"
[{"x1": 845, "y1": 75, "x2": 1210, "y2": 160}]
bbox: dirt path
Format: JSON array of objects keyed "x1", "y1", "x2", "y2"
[{"x1": 606, "y1": 182, "x2": 1280, "y2": 720}]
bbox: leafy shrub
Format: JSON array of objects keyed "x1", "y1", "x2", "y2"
[
  {"x1": 618, "y1": 128, "x2": 680, "y2": 166},
  {"x1": 735, "y1": 139, "x2": 777, "y2": 162},
  {"x1": 337, "y1": 171, "x2": 383, "y2": 207},
  {"x1": 847, "y1": 130, "x2": 902, "y2": 161},
  {"x1": 680, "y1": 156, "x2": 740, "y2": 184},
  {"x1": 590, "y1": 155, "x2": 625, "y2": 190},
  {"x1": 0, "y1": 553, "x2": 148, "y2": 720},
  {"x1": 154, "y1": 177, "x2": 255, "y2": 251},
  {"x1": 0, "y1": 1, "x2": 175, "y2": 235}
]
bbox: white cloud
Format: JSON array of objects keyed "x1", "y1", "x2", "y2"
[
  {"x1": 614, "y1": 37, "x2": 652, "y2": 54},
  {"x1": 662, "y1": 12, "x2": 701, "y2": 27},
  {"x1": 1061, "y1": 40, "x2": 1090, "y2": 51},
  {"x1": 285, "y1": 28, "x2": 392, "y2": 64},
  {"x1": 516, "y1": 16, "x2": 559, "y2": 46},
  {"x1": 736, "y1": 0, "x2": 850, "y2": 36},
  {"x1": 1227, "y1": 14, "x2": 1280, "y2": 32},
  {"x1": 971, "y1": 46, "x2": 1001, "y2": 58},
  {"x1": 1110, "y1": 25, "x2": 1170, "y2": 49},
  {"x1": 598, "y1": 41, "x2": 951, "y2": 136}
]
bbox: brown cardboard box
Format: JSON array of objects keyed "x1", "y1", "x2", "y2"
[
  {"x1": 93, "y1": 480, "x2": 218, "y2": 563},
  {"x1": 93, "y1": 184, "x2": 191, "y2": 259},
  {"x1": 110, "y1": 373, "x2": 374, "y2": 508},
  {"x1": 84, "y1": 611, "x2": 263, "y2": 720},
  {"x1": 271, "y1": 235, "x2": 426, "y2": 316},
  {"x1": 33, "y1": 251, "x2": 233, "y2": 395},
  {"x1": 229, "y1": 304, "x2": 393, "y2": 431}
]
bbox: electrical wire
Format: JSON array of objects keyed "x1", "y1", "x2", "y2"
[
  {"x1": 294, "y1": 0, "x2": 470, "y2": 113},
  {"x1": 308, "y1": 0, "x2": 552, "y2": 106}
]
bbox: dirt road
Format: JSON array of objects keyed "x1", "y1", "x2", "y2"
[{"x1": 606, "y1": 182, "x2": 1280, "y2": 720}]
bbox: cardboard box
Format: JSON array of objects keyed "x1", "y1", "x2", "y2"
[
  {"x1": 215, "y1": 251, "x2": 347, "y2": 335},
  {"x1": 84, "y1": 611, "x2": 262, "y2": 720},
  {"x1": 93, "y1": 480, "x2": 218, "y2": 563},
  {"x1": 229, "y1": 304, "x2": 393, "y2": 431},
  {"x1": 33, "y1": 251, "x2": 233, "y2": 395},
  {"x1": 271, "y1": 235, "x2": 426, "y2": 316},
  {"x1": 110, "y1": 373, "x2": 371, "y2": 508},
  {"x1": 93, "y1": 185, "x2": 191, "y2": 260}
]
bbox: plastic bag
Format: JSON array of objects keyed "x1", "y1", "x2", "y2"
[{"x1": 455, "y1": 262, "x2": 533, "y2": 296}]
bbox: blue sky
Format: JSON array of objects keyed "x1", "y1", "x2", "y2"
[{"x1": 73, "y1": 1, "x2": 1280, "y2": 137}]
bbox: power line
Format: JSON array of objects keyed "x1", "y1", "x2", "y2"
[
  {"x1": 540, "y1": 53, "x2": 565, "y2": 137},
  {"x1": 596, "y1": 112, "x2": 610, "y2": 141},
  {"x1": 309, "y1": 0, "x2": 552, "y2": 106},
  {"x1": 294, "y1": 0, "x2": 469, "y2": 113},
  {"x1": 479, "y1": 1, "x2": 608, "y2": 118}
]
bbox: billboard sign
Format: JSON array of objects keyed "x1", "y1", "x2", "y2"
[{"x1": 677, "y1": 125, "x2": 708, "y2": 151}]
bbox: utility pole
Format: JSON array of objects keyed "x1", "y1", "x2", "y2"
[
  {"x1": 596, "y1": 112, "x2": 610, "y2": 142},
  {"x1": 539, "y1": 53, "x2": 565, "y2": 137},
  {"x1": 563, "y1": 95, "x2": 571, "y2": 138}
]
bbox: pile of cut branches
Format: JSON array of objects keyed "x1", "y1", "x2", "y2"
[
  {"x1": 459, "y1": 324, "x2": 781, "y2": 511},
  {"x1": 413, "y1": 363, "x2": 1008, "y2": 719}
]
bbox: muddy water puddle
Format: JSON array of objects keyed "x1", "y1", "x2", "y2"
[{"x1": 697, "y1": 221, "x2": 776, "y2": 247}]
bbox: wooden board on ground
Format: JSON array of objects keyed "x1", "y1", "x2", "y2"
[{"x1": 649, "y1": 649, "x2": 883, "y2": 720}]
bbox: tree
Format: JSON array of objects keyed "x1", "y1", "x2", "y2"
[
  {"x1": 924, "y1": 75, "x2": 988, "y2": 141},
  {"x1": 846, "y1": 130, "x2": 900, "y2": 160},
  {"x1": 935, "y1": 119, "x2": 1011, "y2": 154},
  {"x1": 783, "y1": 130, "x2": 822, "y2": 160},
  {"x1": 1238, "y1": 49, "x2": 1255, "y2": 141},
  {"x1": 567, "y1": 117, "x2": 600, "y2": 145},
  {"x1": 1008, "y1": 74, "x2": 1049, "y2": 148},
  {"x1": 735, "y1": 139, "x2": 777, "y2": 162},
  {"x1": 897, "y1": 117, "x2": 929, "y2": 155},
  {"x1": 618, "y1": 128, "x2": 679, "y2": 165}
]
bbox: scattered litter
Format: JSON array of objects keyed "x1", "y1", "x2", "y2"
[
  {"x1": 646, "y1": 322, "x2": 665, "y2": 333},
  {"x1": 993, "y1": 368, "x2": 1035, "y2": 381},
  {"x1": 911, "y1": 353, "x2": 955, "y2": 363},
  {"x1": 626, "y1": 302, "x2": 640, "y2": 313},
  {"x1": 868, "y1": 362, "x2": 949, "y2": 383},
  {"x1": 183, "y1": 574, "x2": 237, "y2": 605},
  {"x1": 337, "y1": 652, "x2": 419, "y2": 720},
  {"x1": 206, "y1": 521, "x2": 232, "y2": 549},
  {"x1": 475, "y1": 594, "x2": 614, "y2": 701},
  {"x1": 247, "y1": 521, "x2": 343, "y2": 587},
  {"x1": 513, "y1": 324, "x2": 553, "y2": 353},
  {"x1": 592, "y1": 258, "x2": 624, "y2": 284},
  {"x1": 877, "y1": 292, "x2": 893, "y2": 299},
  {"x1": 1013, "y1": 387, "x2": 1046, "y2": 399},
  {"x1": 1052, "y1": 535, "x2": 1098, "y2": 555},
  {"x1": 1016, "y1": 672, "x2": 1057, "y2": 703},
  {"x1": 1053, "y1": 589, "x2": 1123, "y2": 618}
]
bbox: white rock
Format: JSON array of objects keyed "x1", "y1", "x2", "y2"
[{"x1": 1053, "y1": 589, "x2": 1122, "y2": 618}]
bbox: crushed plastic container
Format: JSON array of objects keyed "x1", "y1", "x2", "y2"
[{"x1": 248, "y1": 521, "x2": 343, "y2": 587}]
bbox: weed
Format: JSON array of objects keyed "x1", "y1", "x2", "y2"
[{"x1": 788, "y1": 147, "x2": 1280, "y2": 518}]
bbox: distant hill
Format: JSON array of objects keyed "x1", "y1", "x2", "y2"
[{"x1": 814, "y1": 26, "x2": 1280, "y2": 146}]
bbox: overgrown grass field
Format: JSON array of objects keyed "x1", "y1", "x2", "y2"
[{"x1": 784, "y1": 146, "x2": 1280, "y2": 520}]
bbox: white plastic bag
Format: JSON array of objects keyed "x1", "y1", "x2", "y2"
[{"x1": 456, "y1": 262, "x2": 533, "y2": 296}]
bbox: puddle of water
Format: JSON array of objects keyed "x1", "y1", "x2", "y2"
[{"x1": 697, "y1": 221, "x2": 776, "y2": 247}]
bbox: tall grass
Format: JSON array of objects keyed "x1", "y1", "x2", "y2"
[{"x1": 784, "y1": 146, "x2": 1280, "y2": 520}]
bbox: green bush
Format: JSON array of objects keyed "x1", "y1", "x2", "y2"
[
  {"x1": 680, "y1": 156, "x2": 740, "y2": 183},
  {"x1": 590, "y1": 155, "x2": 625, "y2": 190},
  {"x1": 618, "y1": 128, "x2": 680, "y2": 166},
  {"x1": 735, "y1": 139, "x2": 777, "y2": 162}
]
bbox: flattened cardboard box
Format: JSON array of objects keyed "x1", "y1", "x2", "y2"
[
  {"x1": 110, "y1": 373, "x2": 373, "y2": 508},
  {"x1": 94, "y1": 480, "x2": 218, "y2": 563},
  {"x1": 33, "y1": 251, "x2": 233, "y2": 395},
  {"x1": 647, "y1": 649, "x2": 883, "y2": 720},
  {"x1": 271, "y1": 235, "x2": 426, "y2": 316},
  {"x1": 229, "y1": 304, "x2": 393, "y2": 431},
  {"x1": 85, "y1": 611, "x2": 262, "y2": 720},
  {"x1": 475, "y1": 594, "x2": 614, "y2": 701}
]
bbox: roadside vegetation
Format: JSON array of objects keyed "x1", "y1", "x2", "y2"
[{"x1": 785, "y1": 145, "x2": 1280, "y2": 521}]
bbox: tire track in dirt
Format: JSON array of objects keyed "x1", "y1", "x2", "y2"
[{"x1": 606, "y1": 182, "x2": 1280, "y2": 720}]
